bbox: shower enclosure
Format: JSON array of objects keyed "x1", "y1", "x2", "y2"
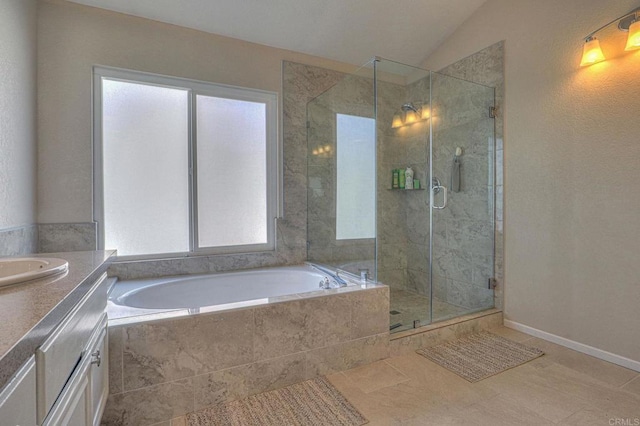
[{"x1": 306, "y1": 58, "x2": 496, "y2": 333}]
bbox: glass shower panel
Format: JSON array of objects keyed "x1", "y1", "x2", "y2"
[
  {"x1": 305, "y1": 58, "x2": 496, "y2": 335},
  {"x1": 306, "y1": 68, "x2": 377, "y2": 278},
  {"x1": 374, "y1": 59, "x2": 431, "y2": 332},
  {"x1": 430, "y1": 72, "x2": 496, "y2": 322}
]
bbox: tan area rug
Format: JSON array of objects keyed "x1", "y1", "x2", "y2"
[
  {"x1": 416, "y1": 331, "x2": 544, "y2": 382},
  {"x1": 187, "y1": 376, "x2": 368, "y2": 426}
]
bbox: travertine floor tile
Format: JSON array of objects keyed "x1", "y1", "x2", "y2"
[
  {"x1": 526, "y1": 337, "x2": 639, "y2": 388},
  {"x1": 342, "y1": 360, "x2": 410, "y2": 393},
  {"x1": 621, "y1": 375, "x2": 640, "y2": 396},
  {"x1": 172, "y1": 327, "x2": 639, "y2": 426}
]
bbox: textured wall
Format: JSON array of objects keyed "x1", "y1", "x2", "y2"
[
  {"x1": 0, "y1": 0, "x2": 38, "y2": 254},
  {"x1": 423, "y1": 0, "x2": 640, "y2": 361},
  {"x1": 37, "y1": 0, "x2": 357, "y2": 224}
]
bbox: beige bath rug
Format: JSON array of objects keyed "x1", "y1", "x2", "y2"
[
  {"x1": 187, "y1": 376, "x2": 368, "y2": 426},
  {"x1": 416, "y1": 331, "x2": 544, "y2": 382}
]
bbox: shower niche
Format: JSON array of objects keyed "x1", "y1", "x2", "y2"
[{"x1": 306, "y1": 58, "x2": 496, "y2": 333}]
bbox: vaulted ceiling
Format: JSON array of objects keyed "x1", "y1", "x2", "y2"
[{"x1": 67, "y1": 0, "x2": 487, "y2": 66}]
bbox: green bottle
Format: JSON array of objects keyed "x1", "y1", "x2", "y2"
[
  {"x1": 392, "y1": 169, "x2": 399, "y2": 189},
  {"x1": 399, "y1": 169, "x2": 405, "y2": 189}
]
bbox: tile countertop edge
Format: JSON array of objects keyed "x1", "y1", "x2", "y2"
[{"x1": 0, "y1": 250, "x2": 116, "y2": 392}]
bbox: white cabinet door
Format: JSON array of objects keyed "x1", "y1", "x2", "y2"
[
  {"x1": 89, "y1": 328, "x2": 108, "y2": 426},
  {"x1": 59, "y1": 375, "x2": 90, "y2": 426},
  {"x1": 0, "y1": 357, "x2": 37, "y2": 426}
]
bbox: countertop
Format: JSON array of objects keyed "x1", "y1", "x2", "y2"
[{"x1": 0, "y1": 250, "x2": 116, "y2": 391}]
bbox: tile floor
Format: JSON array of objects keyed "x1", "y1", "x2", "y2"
[
  {"x1": 170, "y1": 326, "x2": 640, "y2": 425},
  {"x1": 327, "y1": 326, "x2": 640, "y2": 425}
]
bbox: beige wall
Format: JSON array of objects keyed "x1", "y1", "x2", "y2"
[
  {"x1": 37, "y1": 0, "x2": 358, "y2": 223},
  {"x1": 423, "y1": 0, "x2": 640, "y2": 362},
  {"x1": 0, "y1": 0, "x2": 37, "y2": 229}
]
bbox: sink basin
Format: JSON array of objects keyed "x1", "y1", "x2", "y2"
[{"x1": 0, "y1": 258, "x2": 68, "y2": 288}]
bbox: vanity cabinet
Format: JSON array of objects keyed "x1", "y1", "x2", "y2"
[
  {"x1": 42, "y1": 320, "x2": 107, "y2": 426},
  {"x1": 36, "y1": 272, "x2": 111, "y2": 426},
  {"x1": 0, "y1": 356, "x2": 37, "y2": 426}
]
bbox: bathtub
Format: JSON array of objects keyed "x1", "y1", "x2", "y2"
[{"x1": 103, "y1": 263, "x2": 389, "y2": 425}]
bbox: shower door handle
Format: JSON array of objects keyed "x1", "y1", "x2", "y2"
[{"x1": 432, "y1": 185, "x2": 448, "y2": 209}]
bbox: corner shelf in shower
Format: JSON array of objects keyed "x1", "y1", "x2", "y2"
[{"x1": 387, "y1": 188, "x2": 426, "y2": 191}]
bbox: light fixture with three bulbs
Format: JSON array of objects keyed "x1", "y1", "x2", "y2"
[
  {"x1": 391, "y1": 102, "x2": 431, "y2": 129},
  {"x1": 580, "y1": 6, "x2": 640, "y2": 66}
]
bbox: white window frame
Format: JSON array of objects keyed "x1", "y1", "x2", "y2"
[{"x1": 93, "y1": 66, "x2": 278, "y2": 260}]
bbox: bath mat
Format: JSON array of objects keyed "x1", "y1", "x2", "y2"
[
  {"x1": 416, "y1": 331, "x2": 544, "y2": 382},
  {"x1": 186, "y1": 376, "x2": 368, "y2": 426}
]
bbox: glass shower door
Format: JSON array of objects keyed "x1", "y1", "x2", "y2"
[{"x1": 429, "y1": 72, "x2": 496, "y2": 322}]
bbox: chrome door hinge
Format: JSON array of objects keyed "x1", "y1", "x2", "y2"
[{"x1": 489, "y1": 107, "x2": 497, "y2": 119}]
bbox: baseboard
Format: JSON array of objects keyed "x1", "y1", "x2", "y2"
[{"x1": 504, "y1": 320, "x2": 640, "y2": 372}]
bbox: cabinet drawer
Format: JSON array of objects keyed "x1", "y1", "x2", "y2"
[{"x1": 37, "y1": 273, "x2": 108, "y2": 424}]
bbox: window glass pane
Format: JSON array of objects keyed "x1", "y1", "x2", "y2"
[
  {"x1": 102, "y1": 79, "x2": 189, "y2": 256},
  {"x1": 336, "y1": 114, "x2": 375, "y2": 240},
  {"x1": 196, "y1": 95, "x2": 268, "y2": 247}
]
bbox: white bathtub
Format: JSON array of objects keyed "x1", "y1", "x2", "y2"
[{"x1": 109, "y1": 264, "x2": 355, "y2": 311}]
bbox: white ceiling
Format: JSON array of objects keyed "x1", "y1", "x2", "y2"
[{"x1": 66, "y1": 0, "x2": 487, "y2": 66}]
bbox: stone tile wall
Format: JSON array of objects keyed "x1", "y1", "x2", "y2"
[
  {"x1": 433, "y1": 41, "x2": 505, "y2": 311},
  {"x1": 0, "y1": 225, "x2": 38, "y2": 256},
  {"x1": 102, "y1": 286, "x2": 389, "y2": 426},
  {"x1": 38, "y1": 222, "x2": 97, "y2": 253},
  {"x1": 306, "y1": 72, "x2": 377, "y2": 271}
]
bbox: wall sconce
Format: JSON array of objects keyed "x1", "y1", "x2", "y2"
[
  {"x1": 580, "y1": 6, "x2": 640, "y2": 66},
  {"x1": 391, "y1": 102, "x2": 430, "y2": 128},
  {"x1": 311, "y1": 144, "x2": 332, "y2": 157}
]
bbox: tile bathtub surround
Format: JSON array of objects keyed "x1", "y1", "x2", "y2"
[
  {"x1": 0, "y1": 224, "x2": 38, "y2": 256},
  {"x1": 102, "y1": 286, "x2": 389, "y2": 426},
  {"x1": 38, "y1": 222, "x2": 97, "y2": 253}
]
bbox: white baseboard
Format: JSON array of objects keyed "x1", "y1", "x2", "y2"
[{"x1": 504, "y1": 319, "x2": 640, "y2": 372}]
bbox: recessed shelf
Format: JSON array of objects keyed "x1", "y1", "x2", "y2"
[{"x1": 387, "y1": 188, "x2": 426, "y2": 191}]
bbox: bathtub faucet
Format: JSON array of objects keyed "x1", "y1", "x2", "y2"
[{"x1": 310, "y1": 263, "x2": 348, "y2": 288}]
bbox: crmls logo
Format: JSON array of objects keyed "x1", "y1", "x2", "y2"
[{"x1": 610, "y1": 418, "x2": 640, "y2": 426}]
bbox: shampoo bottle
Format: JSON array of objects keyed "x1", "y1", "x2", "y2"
[{"x1": 405, "y1": 167, "x2": 414, "y2": 190}]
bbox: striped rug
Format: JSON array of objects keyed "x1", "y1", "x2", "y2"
[
  {"x1": 187, "y1": 376, "x2": 368, "y2": 426},
  {"x1": 417, "y1": 331, "x2": 544, "y2": 382}
]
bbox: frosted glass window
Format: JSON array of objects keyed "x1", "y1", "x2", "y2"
[
  {"x1": 102, "y1": 79, "x2": 189, "y2": 256},
  {"x1": 95, "y1": 67, "x2": 277, "y2": 258},
  {"x1": 336, "y1": 114, "x2": 375, "y2": 240},
  {"x1": 196, "y1": 96, "x2": 268, "y2": 247}
]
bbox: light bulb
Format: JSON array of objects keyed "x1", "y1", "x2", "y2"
[
  {"x1": 392, "y1": 114, "x2": 403, "y2": 129},
  {"x1": 405, "y1": 110, "x2": 418, "y2": 124},
  {"x1": 625, "y1": 20, "x2": 640, "y2": 51},
  {"x1": 580, "y1": 37, "x2": 606, "y2": 66}
]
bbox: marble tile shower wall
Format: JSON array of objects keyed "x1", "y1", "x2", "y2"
[
  {"x1": 304, "y1": 66, "x2": 432, "y2": 292},
  {"x1": 306, "y1": 74, "x2": 376, "y2": 270},
  {"x1": 102, "y1": 287, "x2": 389, "y2": 426},
  {"x1": 392, "y1": 76, "x2": 431, "y2": 295},
  {"x1": 433, "y1": 41, "x2": 505, "y2": 310},
  {"x1": 377, "y1": 79, "x2": 430, "y2": 293}
]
